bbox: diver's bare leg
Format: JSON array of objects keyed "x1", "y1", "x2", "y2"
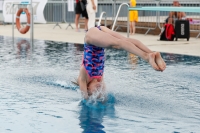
[
  {"x1": 85, "y1": 27, "x2": 162, "y2": 71},
  {"x1": 100, "y1": 26, "x2": 153, "y2": 53}
]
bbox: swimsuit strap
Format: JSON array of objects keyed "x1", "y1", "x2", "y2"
[{"x1": 96, "y1": 26, "x2": 101, "y2": 30}]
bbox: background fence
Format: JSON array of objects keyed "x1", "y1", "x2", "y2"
[
  {"x1": 0, "y1": 0, "x2": 200, "y2": 23},
  {"x1": 44, "y1": 0, "x2": 200, "y2": 24},
  {"x1": 0, "y1": 0, "x2": 200, "y2": 34}
]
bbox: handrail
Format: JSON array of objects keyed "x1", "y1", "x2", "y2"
[
  {"x1": 112, "y1": 3, "x2": 129, "y2": 31},
  {"x1": 112, "y1": 3, "x2": 160, "y2": 37},
  {"x1": 197, "y1": 33, "x2": 200, "y2": 39},
  {"x1": 97, "y1": 12, "x2": 107, "y2": 27}
]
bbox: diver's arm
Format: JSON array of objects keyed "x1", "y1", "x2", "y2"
[
  {"x1": 78, "y1": 66, "x2": 89, "y2": 99},
  {"x1": 79, "y1": 79, "x2": 88, "y2": 99}
]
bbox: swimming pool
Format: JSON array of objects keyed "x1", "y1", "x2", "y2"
[{"x1": 0, "y1": 36, "x2": 200, "y2": 133}]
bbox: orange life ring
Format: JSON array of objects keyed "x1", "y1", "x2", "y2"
[{"x1": 16, "y1": 8, "x2": 31, "y2": 34}]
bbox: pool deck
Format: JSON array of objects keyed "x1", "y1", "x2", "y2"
[{"x1": 0, "y1": 23, "x2": 200, "y2": 56}]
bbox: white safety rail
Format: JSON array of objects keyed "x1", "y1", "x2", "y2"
[
  {"x1": 115, "y1": 0, "x2": 157, "y2": 34},
  {"x1": 112, "y1": 3, "x2": 129, "y2": 32},
  {"x1": 97, "y1": 12, "x2": 107, "y2": 27},
  {"x1": 97, "y1": 0, "x2": 115, "y2": 24}
]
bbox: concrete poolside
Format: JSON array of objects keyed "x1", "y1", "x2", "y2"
[{"x1": 0, "y1": 23, "x2": 200, "y2": 56}]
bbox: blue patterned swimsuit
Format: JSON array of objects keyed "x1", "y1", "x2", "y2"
[{"x1": 83, "y1": 26, "x2": 105, "y2": 80}]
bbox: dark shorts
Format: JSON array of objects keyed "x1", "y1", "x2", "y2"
[{"x1": 75, "y1": 1, "x2": 88, "y2": 19}]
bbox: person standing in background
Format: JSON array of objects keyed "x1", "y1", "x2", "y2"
[
  {"x1": 86, "y1": 0, "x2": 98, "y2": 29},
  {"x1": 129, "y1": 0, "x2": 138, "y2": 35},
  {"x1": 75, "y1": 0, "x2": 88, "y2": 32},
  {"x1": 167, "y1": 0, "x2": 186, "y2": 24}
]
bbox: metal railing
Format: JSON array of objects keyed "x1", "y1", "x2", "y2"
[
  {"x1": 1, "y1": 0, "x2": 200, "y2": 37},
  {"x1": 44, "y1": 0, "x2": 200, "y2": 38},
  {"x1": 112, "y1": 3, "x2": 129, "y2": 33},
  {"x1": 44, "y1": 0, "x2": 67, "y2": 23},
  {"x1": 97, "y1": 12, "x2": 107, "y2": 27},
  {"x1": 112, "y1": 0, "x2": 158, "y2": 33},
  {"x1": 127, "y1": 7, "x2": 200, "y2": 38},
  {"x1": 111, "y1": 1, "x2": 200, "y2": 38},
  {"x1": 44, "y1": 0, "x2": 114, "y2": 24},
  {"x1": 43, "y1": 0, "x2": 200, "y2": 34}
]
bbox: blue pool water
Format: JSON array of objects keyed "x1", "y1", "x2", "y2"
[{"x1": 0, "y1": 36, "x2": 200, "y2": 133}]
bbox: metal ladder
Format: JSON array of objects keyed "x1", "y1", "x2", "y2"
[
  {"x1": 112, "y1": 2, "x2": 161, "y2": 38},
  {"x1": 111, "y1": 3, "x2": 129, "y2": 37},
  {"x1": 97, "y1": 12, "x2": 107, "y2": 27}
]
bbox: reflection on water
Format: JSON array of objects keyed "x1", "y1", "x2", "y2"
[
  {"x1": 0, "y1": 36, "x2": 200, "y2": 133},
  {"x1": 79, "y1": 104, "x2": 106, "y2": 133},
  {"x1": 164, "y1": 53, "x2": 200, "y2": 65},
  {"x1": 128, "y1": 53, "x2": 138, "y2": 70},
  {"x1": 79, "y1": 94, "x2": 115, "y2": 133},
  {"x1": 16, "y1": 39, "x2": 31, "y2": 59}
]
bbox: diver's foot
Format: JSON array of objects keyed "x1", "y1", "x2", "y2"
[
  {"x1": 147, "y1": 53, "x2": 160, "y2": 71},
  {"x1": 155, "y1": 52, "x2": 166, "y2": 71}
]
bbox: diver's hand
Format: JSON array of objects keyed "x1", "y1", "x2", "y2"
[{"x1": 81, "y1": 91, "x2": 89, "y2": 100}]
